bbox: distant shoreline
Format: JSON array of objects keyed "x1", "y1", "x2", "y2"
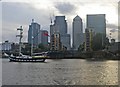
[
  {"x1": 1, "y1": 57, "x2": 120, "y2": 61},
  {"x1": 1, "y1": 50, "x2": 120, "y2": 61}
]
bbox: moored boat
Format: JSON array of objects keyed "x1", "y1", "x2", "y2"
[
  {"x1": 9, "y1": 25, "x2": 46, "y2": 62},
  {"x1": 9, "y1": 55, "x2": 46, "y2": 62}
]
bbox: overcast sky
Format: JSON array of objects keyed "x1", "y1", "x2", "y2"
[{"x1": 1, "y1": 0, "x2": 119, "y2": 43}]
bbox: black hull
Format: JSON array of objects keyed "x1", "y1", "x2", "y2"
[{"x1": 9, "y1": 57, "x2": 46, "y2": 62}]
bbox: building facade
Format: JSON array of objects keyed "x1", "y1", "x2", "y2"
[
  {"x1": 50, "y1": 32, "x2": 61, "y2": 51},
  {"x1": 87, "y1": 14, "x2": 106, "y2": 34},
  {"x1": 72, "y1": 15, "x2": 83, "y2": 50},
  {"x1": 50, "y1": 16, "x2": 71, "y2": 50},
  {"x1": 87, "y1": 14, "x2": 106, "y2": 48},
  {"x1": 28, "y1": 20, "x2": 41, "y2": 47},
  {"x1": 0, "y1": 41, "x2": 12, "y2": 51},
  {"x1": 61, "y1": 34, "x2": 71, "y2": 50},
  {"x1": 85, "y1": 28, "x2": 93, "y2": 51},
  {"x1": 40, "y1": 30, "x2": 48, "y2": 46},
  {"x1": 108, "y1": 42, "x2": 120, "y2": 53},
  {"x1": 54, "y1": 16, "x2": 67, "y2": 35}
]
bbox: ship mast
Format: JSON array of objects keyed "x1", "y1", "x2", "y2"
[
  {"x1": 31, "y1": 19, "x2": 34, "y2": 56},
  {"x1": 16, "y1": 26, "x2": 23, "y2": 56}
]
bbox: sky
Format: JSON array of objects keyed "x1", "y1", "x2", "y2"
[{"x1": 1, "y1": 0, "x2": 119, "y2": 43}]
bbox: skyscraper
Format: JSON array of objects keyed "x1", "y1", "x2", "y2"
[
  {"x1": 54, "y1": 16, "x2": 67, "y2": 35},
  {"x1": 87, "y1": 14, "x2": 106, "y2": 35},
  {"x1": 87, "y1": 14, "x2": 106, "y2": 48},
  {"x1": 72, "y1": 15, "x2": 83, "y2": 50},
  {"x1": 61, "y1": 34, "x2": 71, "y2": 50},
  {"x1": 50, "y1": 16, "x2": 71, "y2": 50},
  {"x1": 28, "y1": 20, "x2": 41, "y2": 46}
]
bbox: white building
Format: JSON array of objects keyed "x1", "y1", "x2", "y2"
[
  {"x1": 72, "y1": 15, "x2": 84, "y2": 50},
  {"x1": 1, "y1": 41, "x2": 12, "y2": 51}
]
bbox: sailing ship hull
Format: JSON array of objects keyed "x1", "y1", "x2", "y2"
[{"x1": 9, "y1": 57, "x2": 46, "y2": 62}]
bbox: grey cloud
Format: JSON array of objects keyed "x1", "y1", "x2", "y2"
[
  {"x1": 2, "y1": 2, "x2": 50, "y2": 26},
  {"x1": 2, "y1": 2, "x2": 51, "y2": 42},
  {"x1": 54, "y1": 2, "x2": 77, "y2": 15}
]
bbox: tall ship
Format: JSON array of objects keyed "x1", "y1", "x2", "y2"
[{"x1": 9, "y1": 25, "x2": 46, "y2": 62}]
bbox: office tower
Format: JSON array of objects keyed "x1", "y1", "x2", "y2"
[
  {"x1": 87, "y1": 14, "x2": 106, "y2": 48},
  {"x1": 72, "y1": 15, "x2": 83, "y2": 50},
  {"x1": 54, "y1": 16, "x2": 67, "y2": 35},
  {"x1": 87, "y1": 14, "x2": 106, "y2": 34},
  {"x1": 50, "y1": 24, "x2": 55, "y2": 37},
  {"x1": 40, "y1": 30, "x2": 48, "y2": 46},
  {"x1": 28, "y1": 20, "x2": 41, "y2": 46},
  {"x1": 50, "y1": 16, "x2": 67, "y2": 35},
  {"x1": 61, "y1": 34, "x2": 71, "y2": 50},
  {"x1": 50, "y1": 16, "x2": 70, "y2": 50}
]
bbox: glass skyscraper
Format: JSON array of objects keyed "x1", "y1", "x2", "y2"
[
  {"x1": 54, "y1": 16, "x2": 67, "y2": 35},
  {"x1": 50, "y1": 16, "x2": 71, "y2": 50},
  {"x1": 72, "y1": 15, "x2": 83, "y2": 50},
  {"x1": 87, "y1": 14, "x2": 106, "y2": 48},
  {"x1": 28, "y1": 21, "x2": 41, "y2": 46},
  {"x1": 87, "y1": 14, "x2": 106, "y2": 35}
]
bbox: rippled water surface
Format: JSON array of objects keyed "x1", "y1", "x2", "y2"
[{"x1": 2, "y1": 59, "x2": 118, "y2": 85}]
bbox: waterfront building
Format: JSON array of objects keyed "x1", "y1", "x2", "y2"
[
  {"x1": 28, "y1": 20, "x2": 41, "y2": 47},
  {"x1": 108, "y1": 42, "x2": 120, "y2": 53},
  {"x1": 40, "y1": 30, "x2": 48, "y2": 46},
  {"x1": 87, "y1": 14, "x2": 106, "y2": 47},
  {"x1": 1, "y1": 41, "x2": 12, "y2": 51},
  {"x1": 50, "y1": 32, "x2": 61, "y2": 51},
  {"x1": 85, "y1": 28, "x2": 93, "y2": 51},
  {"x1": 72, "y1": 15, "x2": 84, "y2": 50},
  {"x1": 61, "y1": 34, "x2": 71, "y2": 50},
  {"x1": 50, "y1": 16, "x2": 71, "y2": 50}
]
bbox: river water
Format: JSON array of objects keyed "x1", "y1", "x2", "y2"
[{"x1": 2, "y1": 59, "x2": 119, "y2": 85}]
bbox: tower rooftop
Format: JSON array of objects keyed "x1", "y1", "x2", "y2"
[{"x1": 73, "y1": 15, "x2": 82, "y2": 21}]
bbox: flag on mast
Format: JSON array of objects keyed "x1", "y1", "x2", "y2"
[{"x1": 43, "y1": 32, "x2": 49, "y2": 36}]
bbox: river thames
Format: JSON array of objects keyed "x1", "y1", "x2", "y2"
[{"x1": 2, "y1": 59, "x2": 119, "y2": 85}]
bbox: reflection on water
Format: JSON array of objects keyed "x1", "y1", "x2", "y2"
[{"x1": 2, "y1": 59, "x2": 118, "y2": 85}]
